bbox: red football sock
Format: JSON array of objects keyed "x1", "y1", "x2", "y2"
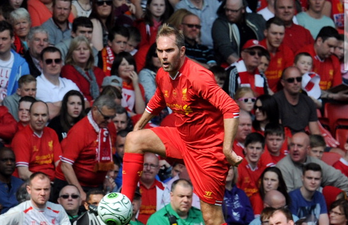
[{"x1": 121, "y1": 153, "x2": 144, "y2": 201}]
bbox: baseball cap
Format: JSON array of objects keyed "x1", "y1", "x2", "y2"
[
  {"x1": 242, "y1": 39, "x2": 267, "y2": 51},
  {"x1": 102, "y1": 76, "x2": 123, "y2": 89}
]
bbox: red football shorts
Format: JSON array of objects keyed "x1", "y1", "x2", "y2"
[{"x1": 152, "y1": 126, "x2": 229, "y2": 206}]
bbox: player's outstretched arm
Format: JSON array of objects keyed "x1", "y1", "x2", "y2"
[
  {"x1": 133, "y1": 111, "x2": 155, "y2": 131},
  {"x1": 223, "y1": 117, "x2": 243, "y2": 166}
]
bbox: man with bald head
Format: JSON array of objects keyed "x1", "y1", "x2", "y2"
[
  {"x1": 249, "y1": 190, "x2": 299, "y2": 225},
  {"x1": 11, "y1": 101, "x2": 62, "y2": 181},
  {"x1": 277, "y1": 132, "x2": 348, "y2": 192},
  {"x1": 273, "y1": 66, "x2": 320, "y2": 135},
  {"x1": 212, "y1": 0, "x2": 265, "y2": 65}
]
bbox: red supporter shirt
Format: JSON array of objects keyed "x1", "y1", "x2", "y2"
[
  {"x1": 55, "y1": 115, "x2": 116, "y2": 187},
  {"x1": 260, "y1": 39, "x2": 294, "y2": 92},
  {"x1": 297, "y1": 44, "x2": 342, "y2": 90},
  {"x1": 237, "y1": 157, "x2": 273, "y2": 215},
  {"x1": 237, "y1": 159, "x2": 267, "y2": 197},
  {"x1": 138, "y1": 180, "x2": 165, "y2": 224},
  {"x1": 61, "y1": 65, "x2": 105, "y2": 102},
  {"x1": 146, "y1": 58, "x2": 239, "y2": 147},
  {"x1": 283, "y1": 24, "x2": 314, "y2": 53},
  {"x1": 12, "y1": 126, "x2": 62, "y2": 181}
]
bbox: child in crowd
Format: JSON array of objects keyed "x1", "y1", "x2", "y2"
[
  {"x1": 258, "y1": 54, "x2": 270, "y2": 74},
  {"x1": 237, "y1": 133, "x2": 273, "y2": 215},
  {"x1": 308, "y1": 134, "x2": 326, "y2": 160},
  {"x1": 2, "y1": 74, "x2": 37, "y2": 121},
  {"x1": 333, "y1": 137, "x2": 348, "y2": 177},
  {"x1": 264, "y1": 123, "x2": 288, "y2": 164},
  {"x1": 210, "y1": 65, "x2": 226, "y2": 88},
  {"x1": 98, "y1": 26, "x2": 130, "y2": 76},
  {"x1": 126, "y1": 27, "x2": 141, "y2": 56},
  {"x1": 234, "y1": 87, "x2": 256, "y2": 114},
  {"x1": 17, "y1": 96, "x2": 36, "y2": 131},
  {"x1": 294, "y1": 52, "x2": 322, "y2": 108}
]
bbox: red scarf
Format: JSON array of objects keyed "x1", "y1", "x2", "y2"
[
  {"x1": 87, "y1": 112, "x2": 114, "y2": 171},
  {"x1": 101, "y1": 46, "x2": 115, "y2": 76}
]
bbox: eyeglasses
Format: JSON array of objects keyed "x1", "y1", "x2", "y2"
[
  {"x1": 238, "y1": 97, "x2": 256, "y2": 103},
  {"x1": 60, "y1": 194, "x2": 80, "y2": 199},
  {"x1": 96, "y1": 107, "x2": 115, "y2": 121},
  {"x1": 254, "y1": 105, "x2": 262, "y2": 111},
  {"x1": 330, "y1": 210, "x2": 344, "y2": 216},
  {"x1": 224, "y1": 7, "x2": 243, "y2": 13},
  {"x1": 182, "y1": 23, "x2": 201, "y2": 29},
  {"x1": 143, "y1": 163, "x2": 158, "y2": 169},
  {"x1": 96, "y1": 1, "x2": 112, "y2": 6},
  {"x1": 285, "y1": 77, "x2": 302, "y2": 83},
  {"x1": 245, "y1": 50, "x2": 263, "y2": 57},
  {"x1": 45, "y1": 58, "x2": 62, "y2": 65}
]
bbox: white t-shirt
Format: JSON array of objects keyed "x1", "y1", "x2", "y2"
[
  {"x1": 0, "y1": 200, "x2": 70, "y2": 225},
  {"x1": 0, "y1": 52, "x2": 14, "y2": 101},
  {"x1": 36, "y1": 74, "x2": 81, "y2": 103}
]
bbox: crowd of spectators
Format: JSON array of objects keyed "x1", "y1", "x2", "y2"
[{"x1": 0, "y1": 0, "x2": 347, "y2": 224}]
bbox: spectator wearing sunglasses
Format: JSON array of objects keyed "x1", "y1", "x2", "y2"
[
  {"x1": 35, "y1": 46, "x2": 81, "y2": 119},
  {"x1": 252, "y1": 94, "x2": 279, "y2": 135},
  {"x1": 57, "y1": 184, "x2": 82, "y2": 223},
  {"x1": 53, "y1": 95, "x2": 117, "y2": 203},
  {"x1": 224, "y1": 40, "x2": 271, "y2": 98},
  {"x1": 260, "y1": 17, "x2": 294, "y2": 93},
  {"x1": 179, "y1": 13, "x2": 216, "y2": 69},
  {"x1": 273, "y1": 66, "x2": 320, "y2": 135},
  {"x1": 42, "y1": 0, "x2": 73, "y2": 45}
]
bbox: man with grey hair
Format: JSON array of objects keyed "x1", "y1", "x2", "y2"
[
  {"x1": 24, "y1": 26, "x2": 49, "y2": 77},
  {"x1": 53, "y1": 95, "x2": 117, "y2": 202},
  {"x1": 57, "y1": 184, "x2": 82, "y2": 223}
]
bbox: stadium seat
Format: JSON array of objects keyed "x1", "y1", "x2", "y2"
[
  {"x1": 321, "y1": 152, "x2": 341, "y2": 166},
  {"x1": 335, "y1": 128, "x2": 348, "y2": 150},
  {"x1": 324, "y1": 103, "x2": 348, "y2": 134}
]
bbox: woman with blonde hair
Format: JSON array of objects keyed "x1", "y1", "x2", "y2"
[{"x1": 61, "y1": 36, "x2": 106, "y2": 102}]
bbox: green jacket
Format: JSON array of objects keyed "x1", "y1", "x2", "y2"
[
  {"x1": 146, "y1": 204, "x2": 204, "y2": 225},
  {"x1": 130, "y1": 219, "x2": 144, "y2": 225}
]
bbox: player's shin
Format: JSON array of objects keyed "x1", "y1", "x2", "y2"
[{"x1": 121, "y1": 153, "x2": 144, "y2": 201}]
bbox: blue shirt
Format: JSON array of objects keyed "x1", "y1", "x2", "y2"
[
  {"x1": 289, "y1": 188, "x2": 327, "y2": 223},
  {"x1": 0, "y1": 176, "x2": 24, "y2": 214}
]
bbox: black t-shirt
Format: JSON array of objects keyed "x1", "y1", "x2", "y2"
[{"x1": 273, "y1": 90, "x2": 318, "y2": 134}]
